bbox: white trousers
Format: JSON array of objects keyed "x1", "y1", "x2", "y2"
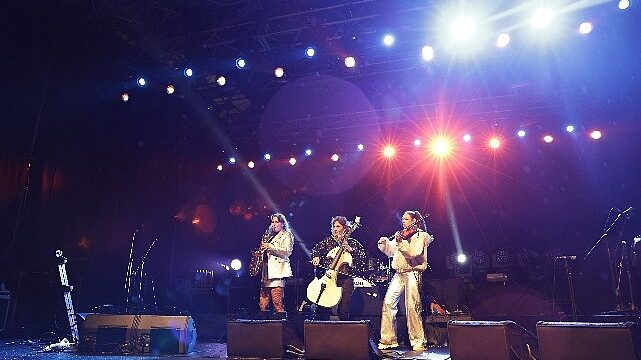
[{"x1": 380, "y1": 271, "x2": 426, "y2": 348}]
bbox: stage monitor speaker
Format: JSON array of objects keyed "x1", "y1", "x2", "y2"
[
  {"x1": 537, "y1": 321, "x2": 640, "y2": 360},
  {"x1": 228, "y1": 319, "x2": 303, "y2": 358},
  {"x1": 304, "y1": 320, "x2": 379, "y2": 360},
  {"x1": 80, "y1": 314, "x2": 196, "y2": 354},
  {"x1": 448, "y1": 320, "x2": 539, "y2": 360}
]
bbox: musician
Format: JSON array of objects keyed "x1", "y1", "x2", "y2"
[
  {"x1": 311, "y1": 216, "x2": 367, "y2": 320},
  {"x1": 257, "y1": 213, "x2": 294, "y2": 319},
  {"x1": 377, "y1": 210, "x2": 433, "y2": 351}
]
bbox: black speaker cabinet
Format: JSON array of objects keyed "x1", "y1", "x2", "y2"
[
  {"x1": 227, "y1": 319, "x2": 290, "y2": 358},
  {"x1": 448, "y1": 320, "x2": 539, "y2": 360},
  {"x1": 304, "y1": 320, "x2": 378, "y2": 360},
  {"x1": 537, "y1": 321, "x2": 640, "y2": 360},
  {"x1": 80, "y1": 314, "x2": 196, "y2": 354}
]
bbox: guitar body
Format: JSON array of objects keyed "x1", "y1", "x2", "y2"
[{"x1": 306, "y1": 269, "x2": 342, "y2": 308}]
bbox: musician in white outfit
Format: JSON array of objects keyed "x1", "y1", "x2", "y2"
[
  {"x1": 258, "y1": 213, "x2": 294, "y2": 319},
  {"x1": 377, "y1": 210, "x2": 433, "y2": 351}
]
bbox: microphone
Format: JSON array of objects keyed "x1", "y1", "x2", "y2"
[
  {"x1": 617, "y1": 207, "x2": 633, "y2": 219},
  {"x1": 556, "y1": 255, "x2": 577, "y2": 260}
]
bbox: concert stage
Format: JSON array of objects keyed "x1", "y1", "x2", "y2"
[{"x1": 0, "y1": 339, "x2": 451, "y2": 359}]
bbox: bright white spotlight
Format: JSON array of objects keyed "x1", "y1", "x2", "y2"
[
  {"x1": 264, "y1": 153, "x2": 271, "y2": 161},
  {"x1": 430, "y1": 138, "x2": 452, "y2": 158},
  {"x1": 137, "y1": 77, "x2": 146, "y2": 87},
  {"x1": 235, "y1": 58, "x2": 246, "y2": 69},
  {"x1": 451, "y1": 17, "x2": 476, "y2": 41},
  {"x1": 184, "y1": 68, "x2": 193, "y2": 77},
  {"x1": 274, "y1": 67, "x2": 284, "y2": 78},
  {"x1": 357, "y1": 144, "x2": 365, "y2": 151},
  {"x1": 566, "y1": 125, "x2": 575, "y2": 133},
  {"x1": 166, "y1": 84, "x2": 175, "y2": 95},
  {"x1": 489, "y1": 137, "x2": 501, "y2": 149},
  {"x1": 216, "y1": 75, "x2": 226, "y2": 86},
  {"x1": 531, "y1": 8, "x2": 554, "y2": 28},
  {"x1": 463, "y1": 134, "x2": 472, "y2": 142},
  {"x1": 579, "y1": 22, "x2": 593, "y2": 35},
  {"x1": 413, "y1": 139, "x2": 422, "y2": 147},
  {"x1": 331, "y1": 153, "x2": 340, "y2": 162},
  {"x1": 216, "y1": 164, "x2": 223, "y2": 171},
  {"x1": 289, "y1": 157, "x2": 297, "y2": 166},
  {"x1": 344, "y1": 56, "x2": 356, "y2": 68},
  {"x1": 517, "y1": 130, "x2": 526, "y2": 138},
  {"x1": 421, "y1": 45, "x2": 435, "y2": 62},
  {"x1": 496, "y1": 33, "x2": 511, "y2": 48},
  {"x1": 305, "y1": 149, "x2": 312, "y2": 156},
  {"x1": 543, "y1": 135, "x2": 554, "y2": 143},
  {"x1": 383, "y1": 146, "x2": 395, "y2": 158},
  {"x1": 457, "y1": 253, "x2": 467, "y2": 264},
  {"x1": 230, "y1": 259, "x2": 242, "y2": 271},
  {"x1": 248, "y1": 161, "x2": 255, "y2": 169},
  {"x1": 590, "y1": 130, "x2": 602, "y2": 140},
  {"x1": 121, "y1": 92, "x2": 129, "y2": 102},
  {"x1": 229, "y1": 157, "x2": 236, "y2": 164},
  {"x1": 619, "y1": 0, "x2": 630, "y2": 10},
  {"x1": 382, "y1": 34, "x2": 395, "y2": 47},
  {"x1": 305, "y1": 47, "x2": 316, "y2": 58}
]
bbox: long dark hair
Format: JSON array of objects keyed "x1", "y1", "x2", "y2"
[
  {"x1": 270, "y1": 213, "x2": 290, "y2": 232},
  {"x1": 405, "y1": 210, "x2": 426, "y2": 231}
]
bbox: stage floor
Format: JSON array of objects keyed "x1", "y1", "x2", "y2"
[{"x1": 0, "y1": 340, "x2": 451, "y2": 359}]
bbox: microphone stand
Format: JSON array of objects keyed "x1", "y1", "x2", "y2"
[{"x1": 584, "y1": 210, "x2": 628, "y2": 312}]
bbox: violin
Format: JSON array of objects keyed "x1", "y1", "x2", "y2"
[{"x1": 393, "y1": 223, "x2": 419, "y2": 243}]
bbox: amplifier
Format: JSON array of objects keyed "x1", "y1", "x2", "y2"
[{"x1": 80, "y1": 314, "x2": 196, "y2": 354}]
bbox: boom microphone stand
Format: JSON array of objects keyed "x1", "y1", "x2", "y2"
[{"x1": 584, "y1": 207, "x2": 631, "y2": 312}]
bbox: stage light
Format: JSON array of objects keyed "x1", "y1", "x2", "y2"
[
  {"x1": 184, "y1": 68, "x2": 193, "y2": 77},
  {"x1": 543, "y1": 135, "x2": 554, "y2": 143},
  {"x1": 579, "y1": 22, "x2": 593, "y2": 35},
  {"x1": 517, "y1": 130, "x2": 526, "y2": 138},
  {"x1": 457, "y1": 253, "x2": 467, "y2": 264},
  {"x1": 264, "y1": 153, "x2": 271, "y2": 161},
  {"x1": 382, "y1": 34, "x2": 395, "y2": 47},
  {"x1": 331, "y1": 153, "x2": 340, "y2": 162},
  {"x1": 489, "y1": 137, "x2": 501, "y2": 149},
  {"x1": 274, "y1": 67, "x2": 284, "y2": 78},
  {"x1": 383, "y1": 146, "x2": 396, "y2": 158},
  {"x1": 216, "y1": 75, "x2": 226, "y2": 86},
  {"x1": 137, "y1": 77, "x2": 146, "y2": 87},
  {"x1": 463, "y1": 134, "x2": 472, "y2": 142},
  {"x1": 430, "y1": 137, "x2": 452, "y2": 158},
  {"x1": 421, "y1": 45, "x2": 435, "y2": 62},
  {"x1": 247, "y1": 161, "x2": 255, "y2": 169},
  {"x1": 230, "y1": 259, "x2": 242, "y2": 271},
  {"x1": 590, "y1": 130, "x2": 602, "y2": 140},
  {"x1": 166, "y1": 84, "x2": 175, "y2": 95},
  {"x1": 496, "y1": 33, "x2": 511, "y2": 48},
  {"x1": 531, "y1": 8, "x2": 554, "y2": 28},
  {"x1": 217, "y1": 164, "x2": 223, "y2": 171},
  {"x1": 451, "y1": 17, "x2": 476, "y2": 41},
  {"x1": 344, "y1": 56, "x2": 356, "y2": 68},
  {"x1": 413, "y1": 139, "x2": 422, "y2": 146},
  {"x1": 565, "y1": 125, "x2": 575, "y2": 133},
  {"x1": 229, "y1": 157, "x2": 236, "y2": 164},
  {"x1": 357, "y1": 144, "x2": 365, "y2": 151},
  {"x1": 305, "y1": 47, "x2": 316, "y2": 58},
  {"x1": 289, "y1": 157, "x2": 297, "y2": 165},
  {"x1": 619, "y1": 0, "x2": 630, "y2": 10},
  {"x1": 121, "y1": 92, "x2": 129, "y2": 102},
  {"x1": 305, "y1": 149, "x2": 312, "y2": 156},
  {"x1": 235, "y1": 58, "x2": 246, "y2": 69}
]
